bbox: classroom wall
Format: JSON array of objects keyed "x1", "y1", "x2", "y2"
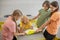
[
  {"x1": 0, "y1": 0, "x2": 43, "y2": 21},
  {"x1": 0, "y1": 0, "x2": 60, "y2": 21}
]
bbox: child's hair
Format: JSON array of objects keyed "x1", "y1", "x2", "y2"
[
  {"x1": 21, "y1": 16, "x2": 29, "y2": 23},
  {"x1": 12, "y1": 9, "x2": 23, "y2": 17},
  {"x1": 12, "y1": 9, "x2": 23, "y2": 22},
  {"x1": 51, "y1": 1, "x2": 59, "y2": 15},
  {"x1": 51, "y1": 1, "x2": 59, "y2": 13},
  {"x1": 12, "y1": 9, "x2": 23, "y2": 32},
  {"x1": 22, "y1": 16, "x2": 28, "y2": 20},
  {"x1": 42, "y1": 1, "x2": 50, "y2": 9}
]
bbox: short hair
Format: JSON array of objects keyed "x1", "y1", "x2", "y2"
[
  {"x1": 51, "y1": 1, "x2": 59, "y2": 11},
  {"x1": 42, "y1": 1, "x2": 50, "y2": 8}
]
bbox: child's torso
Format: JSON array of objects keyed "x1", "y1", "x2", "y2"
[
  {"x1": 20, "y1": 22, "x2": 32, "y2": 30},
  {"x1": 37, "y1": 9, "x2": 51, "y2": 27},
  {"x1": 47, "y1": 12, "x2": 60, "y2": 35}
]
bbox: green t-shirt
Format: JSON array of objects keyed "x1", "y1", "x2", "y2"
[{"x1": 37, "y1": 9, "x2": 51, "y2": 28}]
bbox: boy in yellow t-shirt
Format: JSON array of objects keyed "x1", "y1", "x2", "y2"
[{"x1": 20, "y1": 16, "x2": 33, "y2": 33}]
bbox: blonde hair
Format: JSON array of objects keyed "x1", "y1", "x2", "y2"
[
  {"x1": 23, "y1": 16, "x2": 28, "y2": 19},
  {"x1": 21, "y1": 16, "x2": 29, "y2": 23}
]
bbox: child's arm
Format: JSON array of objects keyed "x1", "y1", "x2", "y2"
[
  {"x1": 19, "y1": 27, "x2": 24, "y2": 33},
  {"x1": 32, "y1": 13, "x2": 40, "y2": 20},
  {"x1": 29, "y1": 22, "x2": 33, "y2": 29},
  {"x1": 14, "y1": 32, "x2": 25, "y2": 36},
  {"x1": 36, "y1": 19, "x2": 51, "y2": 32},
  {"x1": 14, "y1": 26, "x2": 25, "y2": 36},
  {"x1": 19, "y1": 22, "x2": 25, "y2": 33},
  {"x1": 30, "y1": 26, "x2": 33, "y2": 29}
]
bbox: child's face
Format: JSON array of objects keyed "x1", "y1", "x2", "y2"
[
  {"x1": 50, "y1": 5, "x2": 57, "y2": 12},
  {"x1": 15, "y1": 15, "x2": 21, "y2": 21},
  {"x1": 43, "y1": 4, "x2": 49, "y2": 10},
  {"x1": 14, "y1": 16, "x2": 19, "y2": 21}
]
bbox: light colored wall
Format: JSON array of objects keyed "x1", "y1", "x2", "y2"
[
  {"x1": 0, "y1": 0, "x2": 59, "y2": 21},
  {"x1": 0, "y1": 0, "x2": 43, "y2": 21}
]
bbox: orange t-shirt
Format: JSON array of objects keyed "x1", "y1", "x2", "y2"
[
  {"x1": 46, "y1": 12, "x2": 60, "y2": 35},
  {"x1": 58, "y1": 12, "x2": 60, "y2": 26}
]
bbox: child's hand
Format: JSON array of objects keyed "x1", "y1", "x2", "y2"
[
  {"x1": 29, "y1": 19, "x2": 33, "y2": 21},
  {"x1": 19, "y1": 33, "x2": 26, "y2": 36},
  {"x1": 36, "y1": 28, "x2": 42, "y2": 33}
]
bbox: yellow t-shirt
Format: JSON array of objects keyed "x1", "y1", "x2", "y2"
[{"x1": 20, "y1": 21, "x2": 32, "y2": 30}]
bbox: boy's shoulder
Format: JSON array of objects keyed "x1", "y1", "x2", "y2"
[
  {"x1": 39, "y1": 9, "x2": 44, "y2": 13},
  {"x1": 39, "y1": 9, "x2": 43, "y2": 11}
]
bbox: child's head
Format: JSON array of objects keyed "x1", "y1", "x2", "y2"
[
  {"x1": 50, "y1": 1, "x2": 59, "y2": 12},
  {"x1": 12, "y1": 9, "x2": 23, "y2": 21},
  {"x1": 21, "y1": 16, "x2": 29, "y2": 24},
  {"x1": 42, "y1": 1, "x2": 50, "y2": 10}
]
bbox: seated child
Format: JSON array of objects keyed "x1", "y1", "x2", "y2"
[{"x1": 20, "y1": 16, "x2": 33, "y2": 33}]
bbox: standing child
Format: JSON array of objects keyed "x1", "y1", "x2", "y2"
[
  {"x1": 2, "y1": 9, "x2": 25, "y2": 40},
  {"x1": 32, "y1": 1, "x2": 51, "y2": 28},
  {"x1": 36, "y1": 1, "x2": 60, "y2": 40}
]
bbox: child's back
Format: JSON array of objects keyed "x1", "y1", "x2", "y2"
[{"x1": 20, "y1": 16, "x2": 32, "y2": 33}]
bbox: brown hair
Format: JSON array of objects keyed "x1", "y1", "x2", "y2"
[
  {"x1": 12, "y1": 9, "x2": 23, "y2": 17},
  {"x1": 12, "y1": 9, "x2": 23, "y2": 32},
  {"x1": 51, "y1": 1, "x2": 59, "y2": 13},
  {"x1": 42, "y1": 1, "x2": 50, "y2": 9},
  {"x1": 50, "y1": 1, "x2": 59, "y2": 15},
  {"x1": 12, "y1": 9, "x2": 23, "y2": 21}
]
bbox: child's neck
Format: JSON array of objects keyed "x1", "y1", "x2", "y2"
[{"x1": 44, "y1": 9, "x2": 47, "y2": 11}]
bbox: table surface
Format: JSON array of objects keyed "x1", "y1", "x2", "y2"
[
  {"x1": 0, "y1": 31, "x2": 60, "y2": 40},
  {"x1": 0, "y1": 32, "x2": 44, "y2": 40}
]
